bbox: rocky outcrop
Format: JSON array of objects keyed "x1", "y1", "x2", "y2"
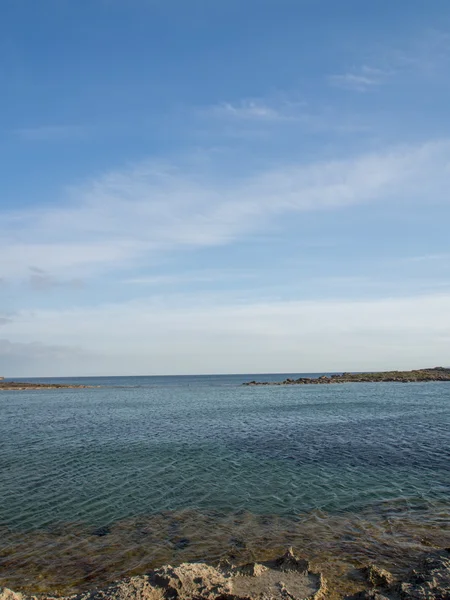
[
  {"x1": 243, "y1": 368, "x2": 450, "y2": 386},
  {"x1": 347, "y1": 548, "x2": 450, "y2": 600},
  {"x1": 1, "y1": 549, "x2": 450, "y2": 600},
  {"x1": 0, "y1": 382, "x2": 93, "y2": 391},
  {"x1": 0, "y1": 549, "x2": 324, "y2": 600}
]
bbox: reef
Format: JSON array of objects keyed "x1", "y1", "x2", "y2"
[
  {"x1": 0, "y1": 381, "x2": 93, "y2": 391},
  {"x1": 1, "y1": 548, "x2": 449, "y2": 600},
  {"x1": 243, "y1": 367, "x2": 450, "y2": 386}
]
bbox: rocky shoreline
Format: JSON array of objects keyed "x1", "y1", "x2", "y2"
[
  {"x1": 1, "y1": 548, "x2": 449, "y2": 600},
  {"x1": 0, "y1": 381, "x2": 93, "y2": 391},
  {"x1": 244, "y1": 367, "x2": 450, "y2": 386}
]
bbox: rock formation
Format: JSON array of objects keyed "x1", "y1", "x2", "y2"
[
  {"x1": 244, "y1": 368, "x2": 450, "y2": 386},
  {"x1": 1, "y1": 548, "x2": 450, "y2": 600}
]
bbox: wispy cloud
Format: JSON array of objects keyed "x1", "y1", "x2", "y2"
[
  {"x1": 1, "y1": 139, "x2": 449, "y2": 282},
  {"x1": 209, "y1": 99, "x2": 296, "y2": 121},
  {"x1": 28, "y1": 267, "x2": 84, "y2": 291},
  {"x1": 207, "y1": 98, "x2": 369, "y2": 134},
  {"x1": 125, "y1": 269, "x2": 254, "y2": 285},
  {"x1": 391, "y1": 29, "x2": 450, "y2": 77},
  {"x1": 330, "y1": 29, "x2": 450, "y2": 93},
  {"x1": 329, "y1": 66, "x2": 387, "y2": 91}
]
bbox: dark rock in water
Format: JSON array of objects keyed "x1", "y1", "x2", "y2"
[
  {"x1": 173, "y1": 537, "x2": 191, "y2": 550},
  {"x1": 243, "y1": 367, "x2": 450, "y2": 387},
  {"x1": 91, "y1": 526, "x2": 111, "y2": 537},
  {"x1": 347, "y1": 593, "x2": 392, "y2": 600},
  {"x1": 400, "y1": 548, "x2": 450, "y2": 599},
  {"x1": 346, "y1": 549, "x2": 450, "y2": 600},
  {"x1": 0, "y1": 380, "x2": 94, "y2": 391},
  {"x1": 230, "y1": 537, "x2": 247, "y2": 549}
]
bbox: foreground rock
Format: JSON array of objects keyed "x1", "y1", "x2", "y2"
[
  {"x1": 0, "y1": 549, "x2": 324, "y2": 600},
  {"x1": 0, "y1": 381, "x2": 93, "y2": 391},
  {"x1": 1, "y1": 549, "x2": 450, "y2": 600},
  {"x1": 347, "y1": 548, "x2": 450, "y2": 600},
  {"x1": 244, "y1": 367, "x2": 450, "y2": 386}
]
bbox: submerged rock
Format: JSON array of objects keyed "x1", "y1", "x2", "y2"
[
  {"x1": 400, "y1": 548, "x2": 450, "y2": 599},
  {"x1": 346, "y1": 549, "x2": 450, "y2": 600},
  {"x1": 0, "y1": 549, "x2": 325, "y2": 600},
  {"x1": 1, "y1": 549, "x2": 449, "y2": 600}
]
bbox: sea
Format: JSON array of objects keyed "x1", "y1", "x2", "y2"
[{"x1": 1, "y1": 374, "x2": 449, "y2": 595}]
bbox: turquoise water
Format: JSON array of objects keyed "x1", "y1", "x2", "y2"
[{"x1": 1, "y1": 375, "x2": 449, "y2": 593}]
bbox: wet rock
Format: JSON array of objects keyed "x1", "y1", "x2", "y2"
[
  {"x1": 347, "y1": 549, "x2": 450, "y2": 600},
  {"x1": 173, "y1": 538, "x2": 191, "y2": 550},
  {"x1": 69, "y1": 576, "x2": 164, "y2": 600},
  {"x1": 399, "y1": 549, "x2": 450, "y2": 599},
  {"x1": 91, "y1": 527, "x2": 111, "y2": 538},
  {"x1": 274, "y1": 548, "x2": 309, "y2": 574},
  {"x1": 347, "y1": 593, "x2": 392, "y2": 600},
  {"x1": 1, "y1": 549, "x2": 325, "y2": 600},
  {"x1": 5, "y1": 549, "x2": 450, "y2": 600},
  {"x1": 363, "y1": 566, "x2": 394, "y2": 589}
]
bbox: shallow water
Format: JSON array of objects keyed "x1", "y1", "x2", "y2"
[{"x1": 1, "y1": 375, "x2": 449, "y2": 594}]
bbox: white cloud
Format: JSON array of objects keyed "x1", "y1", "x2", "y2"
[
  {"x1": 125, "y1": 269, "x2": 254, "y2": 285},
  {"x1": 1, "y1": 139, "x2": 450, "y2": 282},
  {"x1": 330, "y1": 30, "x2": 450, "y2": 93},
  {"x1": 3, "y1": 292, "x2": 450, "y2": 376},
  {"x1": 207, "y1": 98, "x2": 370, "y2": 134},
  {"x1": 209, "y1": 99, "x2": 289, "y2": 120},
  {"x1": 329, "y1": 66, "x2": 387, "y2": 91}
]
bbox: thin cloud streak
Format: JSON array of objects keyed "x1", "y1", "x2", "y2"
[
  {"x1": 329, "y1": 66, "x2": 388, "y2": 91},
  {"x1": 209, "y1": 99, "x2": 291, "y2": 120},
  {"x1": 1, "y1": 139, "x2": 450, "y2": 282},
  {"x1": 125, "y1": 269, "x2": 255, "y2": 285}
]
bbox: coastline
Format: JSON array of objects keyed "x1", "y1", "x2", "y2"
[
  {"x1": 1, "y1": 503, "x2": 449, "y2": 599},
  {"x1": 0, "y1": 382, "x2": 94, "y2": 391},
  {"x1": 1, "y1": 547, "x2": 449, "y2": 600},
  {"x1": 244, "y1": 367, "x2": 450, "y2": 386}
]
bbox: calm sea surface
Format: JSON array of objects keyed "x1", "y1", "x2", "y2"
[{"x1": 1, "y1": 374, "x2": 449, "y2": 594}]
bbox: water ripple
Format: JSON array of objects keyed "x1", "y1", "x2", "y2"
[{"x1": 0, "y1": 377, "x2": 449, "y2": 593}]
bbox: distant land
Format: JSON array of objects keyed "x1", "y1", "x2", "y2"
[
  {"x1": 0, "y1": 380, "x2": 92, "y2": 391},
  {"x1": 244, "y1": 367, "x2": 450, "y2": 386}
]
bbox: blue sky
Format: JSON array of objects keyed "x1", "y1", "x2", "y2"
[{"x1": 1, "y1": 0, "x2": 450, "y2": 376}]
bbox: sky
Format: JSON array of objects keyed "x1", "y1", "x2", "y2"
[{"x1": 1, "y1": 0, "x2": 450, "y2": 376}]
